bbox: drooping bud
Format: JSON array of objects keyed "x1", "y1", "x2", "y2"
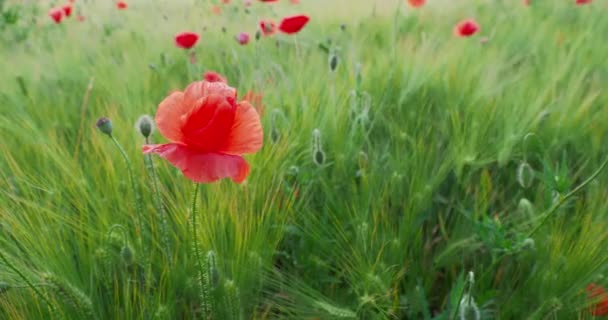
[
  {"x1": 121, "y1": 245, "x2": 134, "y2": 265},
  {"x1": 207, "y1": 251, "x2": 220, "y2": 289},
  {"x1": 312, "y1": 129, "x2": 325, "y2": 166},
  {"x1": 96, "y1": 117, "x2": 113, "y2": 137},
  {"x1": 135, "y1": 115, "x2": 154, "y2": 138}
]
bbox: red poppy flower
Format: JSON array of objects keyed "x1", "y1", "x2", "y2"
[
  {"x1": 587, "y1": 283, "x2": 608, "y2": 316},
  {"x1": 143, "y1": 79, "x2": 264, "y2": 183},
  {"x1": 175, "y1": 32, "x2": 200, "y2": 49},
  {"x1": 117, "y1": 1, "x2": 128, "y2": 9},
  {"x1": 49, "y1": 8, "x2": 64, "y2": 24},
  {"x1": 576, "y1": 0, "x2": 591, "y2": 4},
  {"x1": 523, "y1": 0, "x2": 531, "y2": 5},
  {"x1": 259, "y1": 20, "x2": 277, "y2": 36},
  {"x1": 454, "y1": 19, "x2": 479, "y2": 37},
  {"x1": 77, "y1": 15, "x2": 86, "y2": 22},
  {"x1": 290, "y1": 0, "x2": 300, "y2": 4},
  {"x1": 212, "y1": 5, "x2": 221, "y2": 14},
  {"x1": 223, "y1": 0, "x2": 231, "y2": 3},
  {"x1": 408, "y1": 0, "x2": 425, "y2": 8},
  {"x1": 278, "y1": 15, "x2": 310, "y2": 34},
  {"x1": 236, "y1": 32, "x2": 250, "y2": 45},
  {"x1": 203, "y1": 71, "x2": 228, "y2": 83},
  {"x1": 62, "y1": 4, "x2": 73, "y2": 17}
]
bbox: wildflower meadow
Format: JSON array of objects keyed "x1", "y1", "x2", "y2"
[{"x1": 1, "y1": 0, "x2": 608, "y2": 319}]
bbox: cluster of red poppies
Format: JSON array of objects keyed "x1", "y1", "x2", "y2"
[
  {"x1": 48, "y1": 0, "x2": 127, "y2": 24},
  {"x1": 174, "y1": 9, "x2": 310, "y2": 50}
]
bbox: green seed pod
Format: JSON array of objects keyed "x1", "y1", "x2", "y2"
[
  {"x1": 96, "y1": 117, "x2": 113, "y2": 137},
  {"x1": 135, "y1": 115, "x2": 154, "y2": 138}
]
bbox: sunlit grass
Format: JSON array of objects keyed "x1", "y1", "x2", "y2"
[{"x1": 1, "y1": 0, "x2": 608, "y2": 319}]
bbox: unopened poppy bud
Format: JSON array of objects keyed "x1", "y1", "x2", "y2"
[
  {"x1": 270, "y1": 127, "x2": 280, "y2": 144},
  {"x1": 516, "y1": 161, "x2": 534, "y2": 188},
  {"x1": 313, "y1": 150, "x2": 325, "y2": 166},
  {"x1": 340, "y1": 24, "x2": 346, "y2": 31},
  {"x1": 207, "y1": 251, "x2": 220, "y2": 288},
  {"x1": 459, "y1": 294, "x2": 480, "y2": 320},
  {"x1": 329, "y1": 54, "x2": 338, "y2": 72},
  {"x1": 121, "y1": 245, "x2": 134, "y2": 265},
  {"x1": 96, "y1": 117, "x2": 113, "y2": 137},
  {"x1": 517, "y1": 198, "x2": 534, "y2": 216},
  {"x1": 135, "y1": 115, "x2": 154, "y2": 138},
  {"x1": 355, "y1": 63, "x2": 363, "y2": 89},
  {"x1": 255, "y1": 30, "x2": 261, "y2": 40}
]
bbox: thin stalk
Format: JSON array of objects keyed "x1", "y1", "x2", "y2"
[
  {"x1": 527, "y1": 154, "x2": 608, "y2": 237},
  {"x1": 110, "y1": 136, "x2": 144, "y2": 244},
  {"x1": 145, "y1": 136, "x2": 170, "y2": 262},
  {"x1": 190, "y1": 183, "x2": 206, "y2": 301},
  {"x1": 0, "y1": 249, "x2": 53, "y2": 309}
]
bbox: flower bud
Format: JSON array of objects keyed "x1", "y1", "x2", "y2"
[
  {"x1": 516, "y1": 161, "x2": 534, "y2": 189},
  {"x1": 135, "y1": 115, "x2": 154, "y2": 138},
  {"x1": 96, "y1": 117, "x2": 113, "y2": 137},
  {"x1": 121, "y1": 245, "x2": 134, "y2": 265},
  {"x1": 329, "y1": 54, "x2": 338, "y2": 72}
]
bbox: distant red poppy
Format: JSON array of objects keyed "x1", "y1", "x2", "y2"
[
  {"x1": 454, "y1": 19, "x2": 479, "y2": 37},
  {"x1": 523, "y1": 0, "x2": 531, "y2": 5},
  {"x1": 49, "y1": 8, "x2": 64, "y2": 24},
  {"x1": 203, "y1": 71, "x2": 227, "y2": 83},
  {"x1": 244, "y1": 0, "x2": 253, "y2": 6},
  {"x1": 62, "y1": 4, "x2": 73, "y2": 17},
  {"x1": 576, "y1": 0, "x2": 591, "y2": 4},
  {"x1": 175, "y1": 32, "x2": 200, "y2": 49},
  {"x1": 408, "y1": 0, "x2": 425, "y2": 7},
  {"x1": 291, "y1": 0, "x2": 300, "y2": 4},
  {"x1": 236, "y1": 32, "x2": 250, "y2": 45},
  {"x1": 278, "y1": 15, "x2": 310, "y2": 34},
  {"x1": 260, "y1": 20, "x2": 277, "y2": 36},
  {"x1": 222, "y1": 0, "x2": 231, "y2": 3},
  {"x1": 587, "y1": 283, "x2": 608, "y2": 316},
  {"x1": 117, "y1": 1, "x2": 128, "y2": 9},
  {"x1": 143, "y1": 79, "x2": 264, "y2": 183},
  {"x1": 260, "y1": 0, "x2": 279, "y2": 2},
  {"x1": 77, "y1": 15, "x2": 85, "y2": 22},
  {"x1": 212, "y1": 5, "x2": 221, "y2": 14}
]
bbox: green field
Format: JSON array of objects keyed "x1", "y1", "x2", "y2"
[{"x1": 1, "y1": 0, "x2": 608, "y2": 319}]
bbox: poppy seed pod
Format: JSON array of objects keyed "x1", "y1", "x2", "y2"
[
  {"x1": 96, "y1": 117, "x2": 113, "y2": 137},
  {"x1": 135, "y1": 115, "x2": 155, "y2": 138}
]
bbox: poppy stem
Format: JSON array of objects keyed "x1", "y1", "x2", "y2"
[
  {"x1": 145, "y1": 137, "x2": 170, "y2": 263},
  {"x1": 190, "y1": 183, "x2": 206, "y2": 302},
  {"x1": 0, "y1": 248, "x2": 54, "y2": 310},
  {"x1": 110, "y1": 136, "x2": 145, "y2": 247},
  {"x1": 527, "y1": 154, "x2": 608, "y2": 238}
]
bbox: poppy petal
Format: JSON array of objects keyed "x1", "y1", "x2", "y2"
[
  {"x1": 183, "y1": 80, "x2": 237, "y2": 107},
  {"x1": 155, "y1": 91, "x2": 189, "y2": 143},
  {"x1": 220, "y1": 101, "x2": 263, "y2": 155},
  {"x1": 182, "y1": 94, "x2": 236, "y2": 152},
  {"x1": 143, "y1": 143, "x2": 250, "y2": 183}
]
